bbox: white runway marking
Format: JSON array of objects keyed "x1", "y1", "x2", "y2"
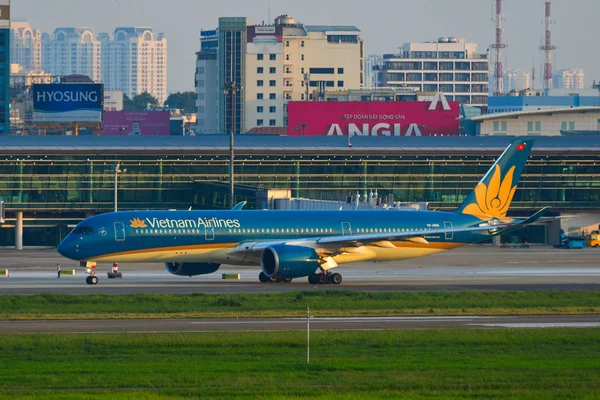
[{"x1": 472, "y1": 323, "x2": 600, "y2": 328}]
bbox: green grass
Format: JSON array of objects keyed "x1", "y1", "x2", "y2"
[
  {"x1": 0, "y1": 329, "x2": 598, "y2": 399},
  {"x1": 0, "y1": 291, "x2": 599, "y2": 320}
]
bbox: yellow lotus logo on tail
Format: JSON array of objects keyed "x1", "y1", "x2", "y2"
[
  {"x1": 130, "y1": 218, "x2": 147, "y2": 228},
  {"x1": 462, "y1": 165, "x2": 517, "y2": 220}
]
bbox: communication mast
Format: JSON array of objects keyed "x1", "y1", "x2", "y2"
[
  {"x1": 490, "y1": 0, "x2": 507, "y2": 96},
  {"x1": 539, "y1": 1, "x2": 556, "y2": 95}
]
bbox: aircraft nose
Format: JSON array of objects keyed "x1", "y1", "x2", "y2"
[{"x1": 57, "y1": 238, "x2": 78, "y2": 260}]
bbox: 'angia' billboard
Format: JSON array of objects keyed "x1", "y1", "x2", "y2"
[
  {"x1": 288, "y1": 98, "x2": 460, "y2": 136},
  {"x1": 33, "y1": 83, "x2": 103, "y2": 123},
  {"x1": 101, "y1": 111, "x2": 170, "y2": 136}
]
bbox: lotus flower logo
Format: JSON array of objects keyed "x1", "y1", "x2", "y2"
[
  {"x1": 462, "y1": 165, "x2": 517, "y2": 220},
  {"x1": 130, "y1": 218, "x2": 147, "y2": 228}
]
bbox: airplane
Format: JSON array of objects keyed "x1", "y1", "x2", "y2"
[{"x1": 58, "y1": 139, "x2": 548, "y2": 285}]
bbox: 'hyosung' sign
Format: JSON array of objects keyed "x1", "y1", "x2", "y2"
[{"x1": 33, "y1": 84, "x2": 104, "y2": 123}]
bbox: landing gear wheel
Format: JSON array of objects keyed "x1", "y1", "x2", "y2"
[
  {"x1": 283, "y1": 278, "x2": 293, "y2": 283},
  {"x1": 85, "y1": 276, "x2": 92, "y2": 285},
  {"x1": 318, "y1": 274, "x2": 329, "y2": 285},
  {"x1": 90, "y1": 276, "x2": 98, "y2": 285},
  {"x1": 331, "y1": 273, "x2": 342, "y2": 285},
  {"x1": 308, "y1": 274, "x2": 319, "y2": 284},
  {"x1": 268, "y1": 276, "x2": 278, "y2": 283},
  {"x1": 258, "y1": 272, "x2": 269, "y2": 283}
]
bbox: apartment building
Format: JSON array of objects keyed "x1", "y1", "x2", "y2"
[{"x1": 382, "y1": 37, "x2": 489, "y2": 107}]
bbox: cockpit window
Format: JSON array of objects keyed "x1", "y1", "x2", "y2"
[{"x1": 71, "y1": 226, "x2": 94, "y2": 235}]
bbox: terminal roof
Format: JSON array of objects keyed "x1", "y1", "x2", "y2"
[{"x1": 0, "y1": 135, "x2": 599, "y2": 156}]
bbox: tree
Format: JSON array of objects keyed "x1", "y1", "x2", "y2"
[
  {"x1": 123, "y1": 92, "x2": 160, "y2": 111},
  {"x1": 164, "y1": 91, "x2": 196, "y2": 114}
]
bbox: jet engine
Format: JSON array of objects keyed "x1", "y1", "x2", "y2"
[
  {"x1": 165, "y1": 262, "x2": 221, "y2": 277},
  {"x1": 261, "y1": 245, "x2": 320, "y2": 279}
]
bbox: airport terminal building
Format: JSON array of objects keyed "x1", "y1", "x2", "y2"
[{"x1": 0, "y1": 135, "x2": 599, "y2": 247}]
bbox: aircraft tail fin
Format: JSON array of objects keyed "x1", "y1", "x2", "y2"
[{"x1": 456, "y1": 139, "x2": 534, "y2": 219}]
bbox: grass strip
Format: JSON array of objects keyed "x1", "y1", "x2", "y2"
[
  {"x1": 0, "y1": 329, "x2": 598, "y2": 399},
  {"x1": 0, "y1": 291, "x2": 598, "y2": 320}
]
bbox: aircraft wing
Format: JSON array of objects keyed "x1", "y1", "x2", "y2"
[{"x1": 236, "y1": 221, "x2": 513, "y2": 253}]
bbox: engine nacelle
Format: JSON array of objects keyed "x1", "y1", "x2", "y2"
[
  {"x1": 261, "y1": 245, "x2": 319, "y2": 279},
  {"x1": 165, "y1": 262, "x2": 220, "y2": 277}
]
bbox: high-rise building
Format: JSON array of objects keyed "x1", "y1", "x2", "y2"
[
  {"x1": 504, "y1": 69, "x2": 532, "y2": 92},
  {"x1": 217, "y1": 17, "x2": 248, "y2": 134},
  {"x1": 42, "y1": 27, "x2": 102, "y2": 82},
  {"x1": 98, "y1": 27, "x2": 168, "y2": 105},
  {"x1": 195, "y1": 29, "x2": 219, "y2": 134},
  {"x1": 553, "y1": 69, "x2": 585, "y2": 90},
  {"x1": 0, "y1": 0, "x2": 10, "y2": 135},
  {"x1": 381, "y1": 37, "x2": 489, "y2": 107},
  {"x1": 365, "y1": 54, "x2": 383, "y2": 88},
  {"x1": 196, "y1": 14, "x2": 364, "y2": 133},
  {"x1": 10, "y1": 21, "x2": 42, "y2": 73}
]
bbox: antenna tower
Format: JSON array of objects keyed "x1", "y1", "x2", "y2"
[
  {"x1": 539, "y1": 1, "x2": 556, "y2": 95},
  {"x1": 490, "y1": 0, "x2": 507, "y2": 96}
]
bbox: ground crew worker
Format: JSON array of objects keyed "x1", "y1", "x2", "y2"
[{"x1": 57, "y1": 264, "x2": 61, "y2": 279}]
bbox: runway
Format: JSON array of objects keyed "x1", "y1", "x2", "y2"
[
  {"x1": 1, "y1": 315, "x2": 598, "y2": 334},
  {"x1": 1, "y1": 247, "x2": 600, "y2": 294}
]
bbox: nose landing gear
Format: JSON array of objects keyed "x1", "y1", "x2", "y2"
[{"x1": 82, "y1": 261, "x2": 98, "y2": 285}]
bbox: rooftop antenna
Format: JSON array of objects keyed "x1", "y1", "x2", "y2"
[
  {"x1": 490, "y1": 0, "x2": 507, "y2": 96},
  {"x1": 540, "y1": 1, "x2": 556, "y2": 95},
  {"x1": 531, "y1": 61, "x2": 536, "y2": 90}
]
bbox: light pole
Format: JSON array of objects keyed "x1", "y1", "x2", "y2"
[
  {"x1": 113, "y1": 162, "x2": 127, "y2": 212},
  {"x1": 224, "y1": 81, "x2": 241, "y2": 209}
]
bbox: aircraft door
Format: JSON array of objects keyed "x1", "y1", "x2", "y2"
[
  {"x1": 341, "y1": 222, "x2": 352, "y2": 235},
  {"x1": 114, "y1": 222, "x2": 126, "y2": 241},
  {"x1": 443, "y1": 221, "x2": 453, "y2": 240},
  {"x1": 205, "y1": 226, "x2": 215, "y2": 241}
]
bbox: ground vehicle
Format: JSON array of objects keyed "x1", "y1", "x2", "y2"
[{"x1": 587, "y1": 231, "x2": 600, "y2": 247}]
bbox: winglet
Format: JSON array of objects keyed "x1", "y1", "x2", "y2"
[{"x1": 232, "y1": 201, "x2": 247, "y2": 211}]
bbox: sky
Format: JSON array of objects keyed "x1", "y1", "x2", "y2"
[{"x1": 13, "y1": 0, "x2": 600, "y2": 93}]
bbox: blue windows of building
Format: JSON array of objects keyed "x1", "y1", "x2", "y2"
[{"x1": 269, "y1": 106, "x2": 276, "y2": 113}]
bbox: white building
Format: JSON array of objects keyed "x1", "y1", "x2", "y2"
[
  {"x1": 98, "y1": 27, "x2": 168, "y2": 105},
  {"x1": 554, "y1": 69, "x2": 585, "y2": 90},
  {"x1": 195, "y1": 15, "x2": 364, "y2": 133},
  {"x1": 10, "y1": 21, "x2": 42, "y2": 73},
  {"x1": 470, "y1": 107, "x2": 600, "y2": 136},
  {"x1": 382, "y1": 37, "x2": 489, "y2": 107},
  {"x1": 42, "y1": 27, "x2": 102, "y2": 82},
  {"x1": 504, "y1": 69, "x2": 532, "y2": 92}
]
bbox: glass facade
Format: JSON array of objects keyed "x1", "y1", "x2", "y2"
[
  {"x1": 1, "y1": 154, "x2": 599, "y2": 214},
  {"x1": 0, "y1": 28, "x2": 9, "y2": 135}
]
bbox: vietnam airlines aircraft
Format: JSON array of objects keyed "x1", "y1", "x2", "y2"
[{"x1": 58, "y1": 139, "x2": 548, "y2": 285}]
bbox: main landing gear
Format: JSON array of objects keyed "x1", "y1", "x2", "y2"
[
  {"x1": 308, "y1": 272, "x2": 342, "y2": 285},
  {"x1": 258, "y1": 272, "x2": 293, "y2": 283}
]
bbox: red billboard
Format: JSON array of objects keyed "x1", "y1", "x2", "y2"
[
  {"x1": 101, "y1": 111, "x2": 170, "y2": 136},
  {"x1": 287, "y1": 100, "x2": 460, "y2": 136}
]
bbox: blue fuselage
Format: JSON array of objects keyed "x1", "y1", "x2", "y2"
[{"x1": 58, "y1": 209, "x2": 490, "y2": 265}]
